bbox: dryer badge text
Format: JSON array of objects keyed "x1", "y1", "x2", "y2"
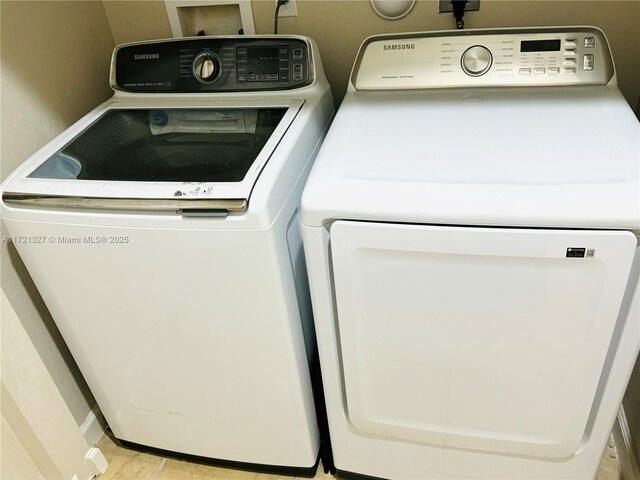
[{"x1": 566, "y1": 247, "x2": 596, "y2": 258}]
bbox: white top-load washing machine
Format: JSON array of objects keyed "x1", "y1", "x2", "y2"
[
  {"x1": 301, "y1": 27, "x2": 640, "y2": 479},
  {"x1": 1, "y1": 36, "x2": 333, "y2": 474}
]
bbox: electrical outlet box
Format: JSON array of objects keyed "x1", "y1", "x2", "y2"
[
  {"x1": 165, "y1": 1, "x2": 256, "y2": 36},
  {"x1": 439, "y1": 0, "x2": 480, "y2": 13},
  {"x1": 276, "y1": 0, "x2": 298, "y2": 18}
]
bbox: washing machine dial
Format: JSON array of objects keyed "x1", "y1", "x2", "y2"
[
  {"x1": 461, "y1": 45, "x2": 493, "y2": 76},
  {"x1": 193, "y1": 52, "x2": 221, "y2": 84}
]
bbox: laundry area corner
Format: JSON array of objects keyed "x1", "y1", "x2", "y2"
[{"x1": 1, "y1": 1, "x2": 639, "y2": 480}]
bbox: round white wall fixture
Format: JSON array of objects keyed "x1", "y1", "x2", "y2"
[{"x1": 370, "y1": 0, "x2": 415, "y2": 20}]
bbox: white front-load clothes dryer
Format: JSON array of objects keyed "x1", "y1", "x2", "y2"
[
  {"x1": 1, "y1": 36, "x2": 333, "y2": 475},
  {"x1": 301, "y1": 27, "x2": 640, "y2": 479}
]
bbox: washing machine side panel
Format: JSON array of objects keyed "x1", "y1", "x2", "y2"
[
  {"x1": 329, "y1": 221, "x2": 636, "y2": 460},
  {"x1": 2, "y1": 217, "x2": 318, "y2": 468}
]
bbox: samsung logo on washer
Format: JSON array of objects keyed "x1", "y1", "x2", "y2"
[
  {"x1": 382, "y1": 43, "x2": 416, "y2": 51},
  {"x1": 134, "y1": 53, "x2": 160, "y2": 60}
]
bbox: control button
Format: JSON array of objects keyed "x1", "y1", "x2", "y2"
[
  {"x1": 583, "y1": 53, "x2": 595, "y2": 71},
  {"x1": 564, "y1": 39, "x2": 577, "y2": 48},
  {"x1": 192, "y1": 51, "x2": 221, "y2": 84},
  {"x1": 461, "y1": 45, "x2": 493, "y2": 76},
  {"x1": 564, "y1": 50, "x2": 576, "y2": 57},
  {"x1": 533, "y1": 67, "x2": 545, "y2": 75},
  {"x1": 548, "y1": 67, "x2": 560, "y2": 75},
  {"x1": 563, "y1": 67, "x2": 576, "y2": 74},
  {"x1": 519, "y1": 67, "x2": 532, "y2": 75},
  {"x1": 267, "y1": 74, "x2": 279, "y2": 81},
  {"x1": 584, "y1": 36, "x2": 596, "y2": 48},
  {"x1": 293, "y1": 63, "x2": 303, "y2": 80},
  {"x1": 248, "y1": 73, "x2": 257, "y2": 82},
  {"x1": 563, "y1": 58, "x2": 576, "y2": 66},
  {"x1": 293, "y1": 48, "x2": 303, "y2": 60}
]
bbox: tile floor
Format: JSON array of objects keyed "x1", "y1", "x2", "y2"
[
  {"x1": 97, "y1": 432, "x2": 621, "y2": 480},
  {"x1": 97, "y1": 433, "x2": 334, "y2": 480}
]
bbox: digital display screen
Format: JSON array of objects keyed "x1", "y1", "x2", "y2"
[
  {"x1": 247, "y1": 47, "x2": 280, "y2": 79},
  {"x1": 520, "y1": 39, "x2": 562, "y2": 52}
]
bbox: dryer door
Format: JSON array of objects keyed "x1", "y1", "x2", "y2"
[{"x1": 330, "y1": 221, "x2": 637, "y2": 459}]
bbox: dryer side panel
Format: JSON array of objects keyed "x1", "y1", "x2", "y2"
[{"x1": 329, "y1": 221, "x2": 637, "y2": 459}]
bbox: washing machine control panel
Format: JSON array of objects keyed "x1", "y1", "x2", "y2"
[
  {"x1": 111, "y1": 37, "x2": 312, "y2": 93},
  {"x1": 353, "y1": 27, "x2": 614, "y2": 90}
]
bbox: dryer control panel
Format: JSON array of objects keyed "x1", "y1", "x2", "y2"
[
  {"x1": 111, "y1": 36, "x2": 312, "y2": 93},
  {"x1": 353, "y1": 27, "x2": 614, "y2": 90}
]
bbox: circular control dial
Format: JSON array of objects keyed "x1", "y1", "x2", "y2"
[
  {"x1": 461, "y1": 45, "x2": 493, "y2": 76},
  {"x1": 192, "y1": 52, "x2": 221, "y2": 84}
]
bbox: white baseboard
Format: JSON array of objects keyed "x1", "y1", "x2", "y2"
[
  {"x1": 79, "y1": 405, "x2": 105, "y2": 447},
  {"x1": 614, "y1": 406, "x2": 640, "y2": 480},
  {"x1": 85, "y1": 446, "x2": 108, "y2": 476}
]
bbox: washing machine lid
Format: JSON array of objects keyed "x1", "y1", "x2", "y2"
[
  {"x1": 3, "y1": 99, "x2": 303, "y2": 212},
  {"x1": 302, "y1": 86, "x2": 640, "y2": 230}
]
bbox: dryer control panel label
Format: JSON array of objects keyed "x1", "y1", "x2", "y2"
[{"x1": 353, "y1": 27, "x2": 613, "y2": 90}]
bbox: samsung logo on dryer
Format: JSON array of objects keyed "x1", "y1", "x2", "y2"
[
  {"x1": 382, "y1": 43, "x2": 416, "y2": 51},
  {"x1": 134, "y1": 53, "x2": 160, "y2": 60}
]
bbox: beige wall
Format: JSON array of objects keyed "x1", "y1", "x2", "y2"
[
  {"x1": 1, "y1": 1, "x2": 115, "y2": 425},
  {"x1": 624, "y1": 358, "x2": 640, "y2": 464},
  {"x1": 103, "y1": 0, "x2": 640, "y2": 107},
  {"x1": 1, "y1": 292, "x2": 95, "y2": 480}
]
